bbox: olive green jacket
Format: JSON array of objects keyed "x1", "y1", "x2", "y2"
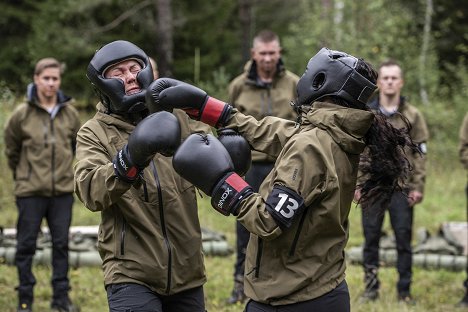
[
  {"x1": 460, "y1": 113, "x2": 468, "y2": 171},
  {"x1": 228, "y1": 59, "x2": 299, "y2": 162},
  {"x1": 226, "y1": 102, "x2": 374, "y2": 305},
  {"x1": 368, "y1": 97, "x2": 429, "y2": 193},
  {"x1": 4, "y1": 84, "x2": 81, "y2": 197},
  {"x1": 74, "y1": 104, "x2": 209, "y2": 295}
]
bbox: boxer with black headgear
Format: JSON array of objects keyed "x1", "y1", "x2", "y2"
[{"x1": 148, "y1": 47, "x2": 419, "y2": 312}]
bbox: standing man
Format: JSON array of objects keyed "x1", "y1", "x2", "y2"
[
  {"x1": 4, "y1": 58, "x2": 81, "y2": 312},
  {"x1": 226, "y1": 29, "x2": 299, "y2": 304},
  {"x1": 355, "y1": 60, "x2": 429, "y2": 304},
  {"x1": 457, "y1": 112, "x2": 468, "y2": 307}
]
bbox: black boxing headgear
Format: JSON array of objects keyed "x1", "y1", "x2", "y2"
[
  {"x1": 296, "y1": 47, "x2": 377, "y2": 108},
  {"x1": 87, "y1": 40, "x2": 154, "y2": 114}
]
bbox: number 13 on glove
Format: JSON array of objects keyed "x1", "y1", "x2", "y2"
[{"x1": 266, "y1": 185, "x2": 305, "y2": 229}]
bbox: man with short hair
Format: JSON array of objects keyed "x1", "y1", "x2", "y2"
[
  {"x1": 356, "y1": 60, "x2": 429, "y2": 304},
  {"x1": 226, "y1": 29, "x2": 299, "y2": 304},
  {"x1": 4, "y1": 57, "x2": 81, "y2": 312}
]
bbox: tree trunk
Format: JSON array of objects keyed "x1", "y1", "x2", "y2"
[
  {"x1": 419, "y1": 0, "x2": 433, "y2": 105},
  {"x1": 239, "y1": 0, "x2": 253, "y2": 65},
  {"x1": 155, "y1": 0, "x2": 173, "y2": 77}
]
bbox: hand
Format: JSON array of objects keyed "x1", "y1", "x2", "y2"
[
  {"x1": 217, "y1": 128, "x2": 251, "y2": 176},
  {"x1": 408, "y1": 190, "x2": 423, "y2": 206},
  {"x1": 353, "y1": 189, "x2": 362, "y2": 203},
  {"x1": 113, "y1": 111, "x2": 181, "y2": 182},
  {"x1": 172, "y1": 133, "x2": 253, "y2": 215},
  {"x1": 146, "y1": 78, "x2": 232, "y2": 128}
]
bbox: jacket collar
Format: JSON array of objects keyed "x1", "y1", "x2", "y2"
[
  {"x1": 368, "y1": 95, "x2": 406, "y2": 116},
  {"x1": 306, "y1": 102, "x2": 374, "y2": 154},
  {"x1": 94, "y1": 102, "x2": 136, "y2": 132},
  {"x1": 26, "y1": 83, "x2": 72, "y2": 107}
]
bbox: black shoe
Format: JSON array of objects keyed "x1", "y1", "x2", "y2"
[
  {"x1": 398, "y1": 293, "x2": 416, "y2": 305},
  {"x1": 359, "y1": 289, "x2": 379, "y2": 303},
  {"x1": 17, "y1": 302, "x2": 33, "y2": 312},
  {"x1": 456, "y1": 293, "x2": 468, "y2": 308},
  {"x1": 226, "y1": 277, "x2": 247, "y2": 304}
]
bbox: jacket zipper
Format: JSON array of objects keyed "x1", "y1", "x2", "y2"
[
  {"x1": 120, "y1": 219, "x2": 126, "y2": 256},
  {"x1": 254, "y1": 237, "x2": 263, "y2": 278},
  {"x1": 150, "y1": 161, "x2": 172, "y2": 294},
  {"x1": 49, "y1": 116, "x2": 56, "y2": 196},
  {"x1": 288, "y1": 209, "x2": 308, "y2": 257}
]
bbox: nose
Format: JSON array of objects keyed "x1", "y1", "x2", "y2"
[{"x1": 124, "y1": 70, "x2": 138, "y2": 82}]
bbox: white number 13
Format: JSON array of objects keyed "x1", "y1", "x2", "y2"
[{"x1": 274, "y1": 193, "x2": 299, "y2": 218}]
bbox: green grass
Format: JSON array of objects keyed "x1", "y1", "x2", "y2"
[{"x1": 0, "y1": 109, "x2": 466, "y2": 311}]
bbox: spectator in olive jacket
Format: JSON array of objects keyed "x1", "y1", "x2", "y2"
[
  {"x1": 4, "y1": 57, "x2": 81, "y2": 312},
  {"x1": 355, "y1": 60, "x2": 429, "y2": 304},
  {"x1": 226, "y1": 29, "x2": 299, "y2": 304}
]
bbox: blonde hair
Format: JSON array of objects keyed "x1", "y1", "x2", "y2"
[{"x1": 34, "y1": 58, "x2": 64, "y2": 76}]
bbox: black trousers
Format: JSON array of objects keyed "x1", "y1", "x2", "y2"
[
  {"x1": 361, "y1": 191, "x2": 413, "y2": 295},
  {"x1": 244, "y1": 280, "x2": 350, "y2": 312},
  {"x1": 106, "y1": 283, "x2": 205, "y2": 312},
  {"x1": 15, "y1": 194, "x2": 73, "y2": 304},
  {"x1": 233, "y1": 162, "x2": 274, "y2": 277}
]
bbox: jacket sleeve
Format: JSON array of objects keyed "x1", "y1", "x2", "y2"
[
  {"x1": 460, "y1": 113, "x2": 468, "y2": 170},
  {"x1": 74, "y1": 123, "x2": 132, "y2": 212},
  {"x1": 408, "y1": 109, "x2": 429, "y2": 193},
  {"x1": 3, "y1": 110, "x2": 23, "y2": 174},
  {"x1": 225, "y1": 109, "x2": 299, "y2": 158},
  {"x1": 236, "y1": 133, "x2": 327, "y2": 240}
]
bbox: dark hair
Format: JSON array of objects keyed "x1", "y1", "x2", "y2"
[{"x1": 340, "y1": 59, "x2": 419, "y2": 209}]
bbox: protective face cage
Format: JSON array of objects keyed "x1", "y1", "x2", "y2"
[
  {"x1": 87, "y1": 40, "x2": 154, "y2": 114},
  {"x1": 295, "y1": 47, "x2": 377, "y2": 109}
]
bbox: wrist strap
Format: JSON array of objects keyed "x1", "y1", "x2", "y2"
[
  {"x1": 211, "y1": 173, "x2": 252, "y2": 216},
  {"x1": 201, "y1": 97, "x2": 230, "y2": 127}
]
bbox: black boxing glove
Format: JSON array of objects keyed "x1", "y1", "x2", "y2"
[
  {"x1": 146, "y1": 78, "x2": 232, "y2": 128},
  {"x1": 217, "y1": 128, "x2": 251, "y2": 176},
  {"x1": 172, "y1": 133, "x2": 253, "y2": 215},
  {"x1": 113, "y1": 111, "x2": 181, "y2": 183}
]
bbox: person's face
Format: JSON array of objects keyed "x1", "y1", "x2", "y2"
[
  {"x1": 251, "y1": 40, "x2": 281, "y2": 74},
  {"x1": 34, "y1": 67, "x2": 61, "y2": 100},
  {"x1": 377, "y1": 65, "x2": 404, "y2": 97},
  {"x1": 104, "y1": 59, "x2": 143, "y2": 95}
]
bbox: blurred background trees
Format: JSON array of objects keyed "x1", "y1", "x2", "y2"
[{"x1": 0, "y1": 0, "x2": 466, "y2": 110}]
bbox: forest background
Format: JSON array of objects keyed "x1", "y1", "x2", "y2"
[{"x1": 0, "y1": 0, "x2": 467, "y2": 311}]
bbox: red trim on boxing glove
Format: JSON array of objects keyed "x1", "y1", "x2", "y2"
[
  {"x1": 200, "y1": 97, "x2": 227, "y2": 127},
  {"x1": 211, "y1": 173, "x2": 253, "y2": 216}
]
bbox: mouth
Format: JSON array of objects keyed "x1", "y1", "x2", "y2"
[{"x1": 126, "y1": 87, "x2": 141, "y2": 95}]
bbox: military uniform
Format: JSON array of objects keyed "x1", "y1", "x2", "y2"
[
  {"x1": 74, "y1": 106, "x2": 208, "y2": 296},
  {"x1": 227, "y1": 60, "x2": 299, "y2": 300},
  {"x1": 361, "y1": 97, "x2": 429, "y2": 299},
  {"x1": 4, "y1": 84, "x2": 81, "y2": 309},
  {"x1": 224, "y1": 102, "x2": 374, "y2": 308}
]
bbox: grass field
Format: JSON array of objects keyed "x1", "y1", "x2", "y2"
[{"x1": 0, "y1": 110, "x2": 466, "y2": 311}]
